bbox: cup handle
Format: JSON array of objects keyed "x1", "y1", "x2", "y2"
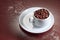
[{"x1": 29, "y1": 17, "x2": 33, "y2": 23}]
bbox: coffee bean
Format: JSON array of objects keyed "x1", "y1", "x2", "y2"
[{"x1": 34, "y1": 9, "x2": 49, "y2": 19}]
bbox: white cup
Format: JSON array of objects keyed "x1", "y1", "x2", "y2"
[{"x1": 30, "y1": 8, "x2": 52, "y2": 28}]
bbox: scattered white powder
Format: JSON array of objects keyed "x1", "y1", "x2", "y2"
[{"x1": 8, "y1": 6, "x2": 14, "y2": 11}]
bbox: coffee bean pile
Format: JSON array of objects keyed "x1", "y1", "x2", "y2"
[{"x1": 34, "y1": 9, "x2": 49, "y2": 19}]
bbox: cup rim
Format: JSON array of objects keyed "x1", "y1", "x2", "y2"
[{"x1": 33, "y1": 8, "x2": 51, "y2": 21}]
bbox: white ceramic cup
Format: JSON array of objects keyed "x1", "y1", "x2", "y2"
[{"x1": 30, "y1": 8, "x2": 52, "y2": 28}]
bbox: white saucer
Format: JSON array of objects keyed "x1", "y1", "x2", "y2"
[{"x1": 19, "y1": 7, "x2": 54, "y2": 33}]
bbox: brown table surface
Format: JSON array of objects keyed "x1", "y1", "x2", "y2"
[{"x1": 0, "y1": 0, "x2": 60, "y2": 40}]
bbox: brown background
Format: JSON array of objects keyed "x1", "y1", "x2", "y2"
[{"x1": 0, "y1": 0, "x2": 60, "y2": 40}]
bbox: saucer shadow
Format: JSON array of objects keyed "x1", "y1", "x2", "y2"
[{"x1": 19, "y1": 24, "x2": 54, "y2": 37}]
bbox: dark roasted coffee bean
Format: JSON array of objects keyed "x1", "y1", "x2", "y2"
[{"x1": 34, "y1": 9, "x2": 49, "y2": 19}]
